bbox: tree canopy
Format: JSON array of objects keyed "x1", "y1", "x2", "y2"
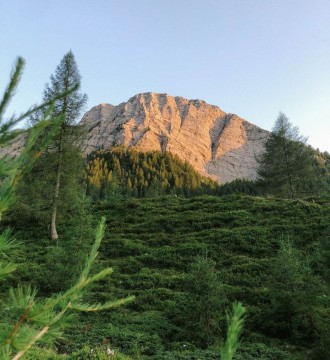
[
  {"x1": 257, "y1": 112, "x2": 316, "y2": 199},
  {"x1": 22, "y1": 51, "x2": 88, "y2": 240}
]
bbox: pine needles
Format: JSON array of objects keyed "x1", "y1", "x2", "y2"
[
  {"x1": 221, "y1": 302, "x2": 246, "y2": 360},
  {"x1": 0, "y1": 57, "x2": 134, "y2": 359}
]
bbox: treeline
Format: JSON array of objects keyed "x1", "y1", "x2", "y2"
[
  {"x1": 85, "y1": 148, "x2": 219, "y2": 198},
  {"x1": 312, "y1": 147, "x2": 330, "y2": 186},
  {"x1": 85, "y1": 145, "x2": 329, "y2": 201}
]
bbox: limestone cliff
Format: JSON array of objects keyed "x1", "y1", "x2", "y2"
[{"x1": 80, "y1": 93, "x2": 269, "y2": 183}]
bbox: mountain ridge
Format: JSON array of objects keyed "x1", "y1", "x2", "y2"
[
  {"x1": 0, "y1": 92, "x2": 270, "y2": 183},
  {"x1": 80, "y1": 92, "x2": 269, "y2": 183}
]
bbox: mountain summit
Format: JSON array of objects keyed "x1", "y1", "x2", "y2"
[{"x1": 80, "y1": 93, "x2": 269, "y2": 183}]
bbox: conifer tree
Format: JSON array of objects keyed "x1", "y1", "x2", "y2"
[
  {"x1": 257, "y1": 112, "x2": 316, "y2": 199},
  {"x1": 265, "y1": 240, "x2": 320, "y2": 341},
  {"x1": 0, "y1": 57, "x2": 133, "y2": 359},
  {"x1": 29, "y1": 51, "x2": 87, "y2": 240},
  {"x1": 177, "y1": 256, "x2": 227, "y2": 348}
]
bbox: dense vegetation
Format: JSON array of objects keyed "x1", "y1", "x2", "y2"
[
  {"x1": 1, "y1": 53, "x2": 329, "y2": 359},
  {"x1": 85, "y1": 148, "x2": 218, "y2": 198},
  {"x1": 85, "y1": 148, "x2": 264, "y2": 199},
  {"x1": 85, "y1": 146, "x2": 329, "y2": 201},
  {"x1": 6, "y1": 195, "x2": 330, "y2": 359},
  {"x1": 0, "y1": 56, "x2": 138, "y2": 360}
]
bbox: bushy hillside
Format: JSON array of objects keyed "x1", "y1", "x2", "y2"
[{"x1": 9, "y1": 195, "x2": 328, "y2": 359}]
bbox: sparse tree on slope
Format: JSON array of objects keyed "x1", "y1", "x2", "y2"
[
  {"x1": 0, "y1": 57, "x2": 133, "y2": 360},
  {"x1": 31, "y1": 51, "x2": 87, "y2": 240},
  {"x1": 257, "y1": 112, "x2": 315, "y2": 199}
]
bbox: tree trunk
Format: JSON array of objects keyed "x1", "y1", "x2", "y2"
[
  {"x1": 50, "y1": 125, "x2": 64, "y2": 240},
  {"x1": 283, "y1": 138, "x2": 295, "y2": 200}
]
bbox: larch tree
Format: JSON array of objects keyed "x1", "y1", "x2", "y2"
[
  {"x1": 257, "y1": 112, "x2": 316, "y2": 199},
  {"x1": 31, "y1": 51, "x2": 87, "y2": 240},
  {"x1": 0, "y1": 56, "x2": 133, "y2": 360}
]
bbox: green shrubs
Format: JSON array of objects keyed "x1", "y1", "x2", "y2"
[
  {"x1": 24, "y1": 347, "x2": 67, "y2": 359},
  {"x1": 234, "y1": 343, "x2": 296, "y2": 360},
  {"x1": 85, "y1": 195, "x2": 329, "y2": 358},
  {"x1": 5, "y1": 193, "x2": 330, "y2": 358},
  {"x1": 0, "y1": 58, "x2": 134, "y2": 359},
  {"x1": 69, "y1": 345, "x2": 132, "y2": 360}
]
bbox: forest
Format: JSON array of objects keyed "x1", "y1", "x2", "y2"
[{"x1": 0, "y1": 53, "x2": 329, "y2": 360}]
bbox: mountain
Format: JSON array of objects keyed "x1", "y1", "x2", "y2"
[{"x1": 80, "y1": 93, "x2": 269, "y2": 183}]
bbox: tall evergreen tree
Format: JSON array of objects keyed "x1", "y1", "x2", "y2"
[
  {"x1": 257, "y1": 112, "x2": 316, "y2": 199},
  {"x1": 29, "y1": 51, "x2": 87, "y2": 240},
  {"x1": 0, "y1": 57, "x2": 133, "y2": 360},
  {"x1": 264, "y1": 240, "x2": 320, "y2": 341},
  {"x1": 174, "y1": 256, "x2": 227, "y2": 348}
]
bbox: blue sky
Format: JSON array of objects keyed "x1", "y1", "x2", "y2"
[{"x1": 1, "y1": 0, "x2": 329, "y2": 151}]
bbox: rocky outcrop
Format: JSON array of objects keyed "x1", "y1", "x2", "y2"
[
  {"x1": 0, "y1": 93, "x2": 269, "y2": 183},
  {"x1": 81, "y1": 93, "x2": 269, "y2": 183},
  {"x1": 0, "y1": 132, "x2": 26, "y2": 158}
]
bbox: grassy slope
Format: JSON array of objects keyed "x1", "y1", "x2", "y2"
[
  {"x1": 6, "y1": 195, "x2": 329, "y2": 359},
  {"x1": 61, "y1": 195, "x2": 328, "y2": 359}
]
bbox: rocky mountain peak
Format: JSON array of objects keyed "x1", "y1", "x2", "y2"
[
  {"x1": 0, "y1": 93, "x2": 269, "y2": 183},
  {"x1": 81, "y1": 93, "x2": 269, "y2": 183}
]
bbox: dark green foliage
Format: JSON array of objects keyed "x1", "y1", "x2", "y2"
[
  {"x1": 234, "y1": 342, "x2": 299, "y2": 360},
  {"x1": 5, "y1": 194, "x2": 330, "y2": 358},
  {"x1": 261, "y1": 240, "x2": 322, "y2": 342},
  {"x1": 31, "y1": 51, "x2": 87, "y2": 125},
  {"x1": 86, "y1": 146, "x2": 329, "y2": 201},
  {"x1": 321, "y1": 231, "x2": 330, "y2": 286},
  {"x1": 16, "y1": 51, "x2": 88, "y2": 240},
  {"x1": 68, "y1": 345, "x2": 132, "y2": 359},
  {"x1": 33, "y1": 195, "x2": 94, "y2": 294},
  {"x1": 0, "y1": 57, "x2": 133, "y2": 359},
  {"x1": 13, "y1": 138, "x2": 85, "y2": 225},
  {"x1": 257, "y1": 113, "x2": 318, "y2": 199},
  {"x1": 174, "y1": 257, "x2": 227, "y2": 348},
  {"x1": 35, "y1": 194, "x2": 326, "y2": 358},
  {"x1": 155, "y1": 349, "x2": 220, "y2": 359},
  {"x1": 216, "y1": 179, "x2": 262, "y2": 196},
  {"x1": 310, "y1": 226, "x2": 330, "y2": 359},
  {"x1": 154, "y1": 343, "x2": 295, "y2": 360},
  {"x1": 11, "y1": 140, "x2": 91, "y2": 289},
  {"x1": 309, "y1": 148, "x2": 330, "y2": 194}
]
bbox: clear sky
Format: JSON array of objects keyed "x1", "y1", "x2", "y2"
[{"x1": 1, "y1": 0, "x2": 329, "y2": 151}]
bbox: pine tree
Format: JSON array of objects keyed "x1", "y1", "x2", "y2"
[
  {"x1": 177, "y1": 256, "x2": 227, "y2": 348},
  {"x1": 264, "y1": 240, "x2": 320, "y2": 341},
  {"x1": 0, "y1": 57, "x2": 133, "y2": 359},
  {"x1": 257, "y1": 112, "x2": 316, "y2": 199},
  {"x1": 29, "y1": 51, "x2": 87, "y2": 240}
]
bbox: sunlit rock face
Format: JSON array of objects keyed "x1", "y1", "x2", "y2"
[
  {"x1": 0, "y1": 132, "x2": 27, "y2": 158},
  {"x1": 80, "y1": 93, "x2": 269, "y2": 183}
]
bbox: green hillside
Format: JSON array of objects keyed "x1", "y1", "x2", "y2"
[
  {"x1": 2, "y1": 49, "x2": 329, "y2": 360},
  {"x1": 85, "y1": 148, "x2": 219, "y2": 198},
  {"x1": 9, "y1": 195, "x2": 329, "y2": 359}
]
